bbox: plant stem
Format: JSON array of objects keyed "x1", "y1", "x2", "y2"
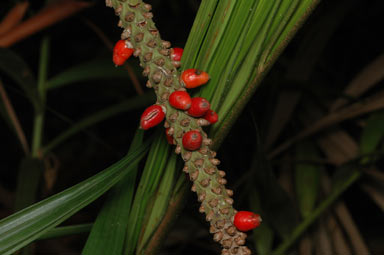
[
  {"x1": 0, "y1": 79, "x2": 30, "y2": 155},
  {"x1": 31, "y1": 35, "x2": 49, "y2": 158},
  {"x1": 272, "y1": 169, "x2": 362, "y2": 255}
]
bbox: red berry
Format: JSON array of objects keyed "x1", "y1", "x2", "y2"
[
  {"x1": 140, "y1": 105, "x2": 166, "y2": 130},
  {"x1": 169, "y1": 90, "x2": 192, "y2": 110},
  {"x1": 171, "y1": 47, "x2": 183, "y2": 61},
  {"x1": 234, "y1": 211, "x2": 261, "y2": 232},
  {"x1": 165, "y1": 128, "x2": 175, "y2": 145},
  {"x1": 113, "y1": 40, "x2": 134, "y2": 66},
  {"x1": 182, "y1": 130, "x2": 202, "y2": 151},
  {"x1": 187, "y1": 97, "x2": 210, "y2": 117},
  {"x1": 181, "y1": 68, "x2": 210, "y2": 89},
  {"x1": 113, "y1": 55, "x2": 126, "y2": 66},
  {"x1": 203, "y1": 109, "x2": 218, "y2": 124}
]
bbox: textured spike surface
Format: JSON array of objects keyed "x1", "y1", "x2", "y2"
[{"x1": 106, "y1": 1, "x2": 252, "y2": 254}]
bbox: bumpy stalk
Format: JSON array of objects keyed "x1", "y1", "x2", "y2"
[{"x1": 106, "y1": 1, "x2": 251, "y2": 254}]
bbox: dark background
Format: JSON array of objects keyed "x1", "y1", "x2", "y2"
[{"x1": 1, "y1": 0, "x2": 384, "y2": 254}]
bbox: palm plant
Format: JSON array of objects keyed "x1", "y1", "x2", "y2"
[{"x1": 1, "y1": 0, "x2": 383, "y2": 254}]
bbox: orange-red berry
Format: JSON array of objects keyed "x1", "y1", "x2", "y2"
[
  {"x1": 203, "y1": 109, "x2": 218, "y2": 124},
  {"x1": 113, "y1": 40, "x2": 134, "y2": 66},
  {"x1": 140, "y1": 105, "x2": 166, "y2": 130},
  {"x1": 171, "y1": 47, "x2": 183, "y2": 61},
  {"x1": 182, "y1": 130, "x2": 202, "y2": 151},
  {"x1": 187, "y1": 97, "x2": 210, "y2": 117},
  {"x1": 169, "y1": 90, "x2": 192, "y2": 110},
  {"x1": 234, "y1": 211, "x2": 261, "y2": 232},
  {"x1": 181, "y1": 68, "x2": 210, "y2": 89}
]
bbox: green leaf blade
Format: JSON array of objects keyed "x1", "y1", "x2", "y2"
[
  {"x1": 82, "y1": 129, "x2": 145, "y2": 255},
  {"x1": 0, "y1": 135, "x2": 151, "y2": 255}
]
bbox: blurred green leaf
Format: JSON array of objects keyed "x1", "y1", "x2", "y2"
[
  {"x1": 82, "y1": 129, "x2": 144, "y2": 255},
  {"x1": 294, "y1": 140, "x2": 321, "y2": 218},
  {"x1": 360, "y1": 110, "x2": 384, "y2": 163},
  {"x1": 0, "y1": 136, "x2": 152, "y2": 255},
  {"x1": 273, "y1": 167, "x2": 361, "y2": 255},
  {"x1": 124, "y1": 130, "x2": 170, "y2": 255},
  {"x1": 46, "y1": 58, "x2": 133, "y2": 90},
  {"x1": 137, "y1": 153, "x2": 178, "y2": 254},
  {"x1": 0, "y1": 48, "x2": 40, "y2": 111}
]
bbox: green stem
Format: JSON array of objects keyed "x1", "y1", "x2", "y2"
[
  {"x1": 31, "y1": 112, "x2": 44, "y2": 158},
  {"x1": 37, "y1": 36, "x2": 50, "y2": 101},
  {"x1": 272, "y1": 169, "x2": 362, "y2": 255},
  {"x1": 31, "y1": 36, "x2": 50, "y2": 158}
]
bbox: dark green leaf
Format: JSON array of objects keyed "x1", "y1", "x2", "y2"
[
  {"x1": 360, "y1": 110, "x2": 384, "y2": 163},
  {"x1": 294, "y1": 140, "x2": 321, "y2": 218},
  {"x1": 124, "y1": 130, "x2": 170, "y2": 255},
  {"x1": 82, "y1": 129, "x2": 144, "y2": 255},
  {"x1": 137, "y1": 153, "x2": 178, "y2": 254},
  {"x1": 0, "y1": 135, "x2": 152, "y2": 255}
]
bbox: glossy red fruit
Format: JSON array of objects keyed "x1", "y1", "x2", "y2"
[
  {"x1": 182, "y1": 130, "x2": 202, "y2": 151},
  {"x1": 234, "y1": 211, "x2": 261, "y2": 232},
  {"x1": 140, "y1": 105, "x2": 166, "y2": 130},
  {"x1": 113, "y1": 40, "x2": 134, "y2": 66},
  {"x1": 187, "y1": 97, "x2": 210, "y2": 117},
  {"x1": 165, "y1": 128, "x2": 175, "y2": 145},
  {"x1": 171, "y1": 47, "x2": 183, "y2": 61},
  {"x1": 203, "y1": 109, "x2": 218, "y2": 124},
  {"x1": 181, "y1": 69, "x2": 210, "y2": 89},
  {"x1": 169, "y1": 91, "x2": 192, "y2": 110}
]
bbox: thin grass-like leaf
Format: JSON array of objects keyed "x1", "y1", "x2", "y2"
[
  {"x1": 137, "y1": 153, "x2": 178, "y2": 254},
  {"x1": 294, "y1": 141, "x2": 321, "y2": 218},
  {"x1": 0, "y1": 136, "x2": 152, "y2": 255},
  {"x1": 124, "y1": 131, "x2": 170, "y2": 255},
  {"x1": 82, "y1": 129, "x2": 144, "y2": 255},
  {"x1": 273, "y1": 167, "x2": 361, "y2": 255},
  {"x1": 181, "y1": 0, "x2": 219, "y2": 67}
]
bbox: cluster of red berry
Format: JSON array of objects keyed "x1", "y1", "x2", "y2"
[
  {"x1": 113, "y1": 39, "x2": 261, "y2": 233},
  {"x1": 139, "y1": 67, "x2": 216, "y2": 151}
]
